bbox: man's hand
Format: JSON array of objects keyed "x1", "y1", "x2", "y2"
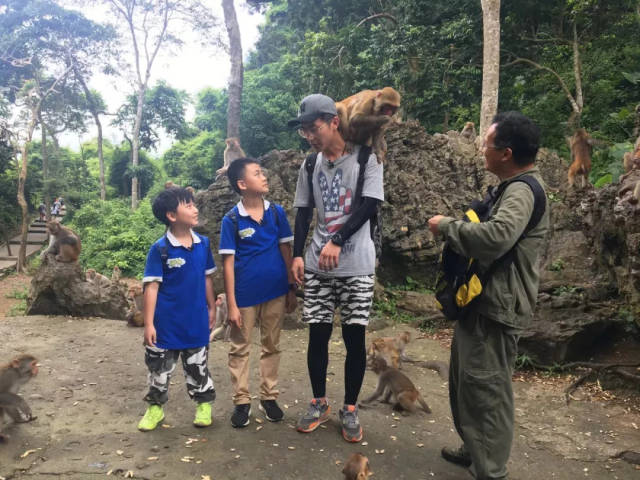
[
  {"x1": 285, "y1": 290, "x2": 297, "y2": 314},
  {"x1": 428, "y1": 215, "x2": 445, "y2": 235},
  {"x1": 318, "y1": 240, "x2": 341, "y2": 271},
  {"x1": 228, "y1": 305, "x2": 242, "y2": 328},
  {"x1": 291, "y1": 257, "x2": 305, "y2": 285},
  {"x1": 143, "y1": 325, "x2": 157, "y2": 347}
]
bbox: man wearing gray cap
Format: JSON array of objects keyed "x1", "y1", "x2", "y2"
[{"x1": 289, "y1": 94, "x2": 384, "y2": 443}]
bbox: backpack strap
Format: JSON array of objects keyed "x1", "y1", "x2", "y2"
[
  {"x1": 353, "y1": 145, "x2": 373, "y2": 205},
  {"x1": 155, "y1": 234, "x2": 169, "y2": 269},
  {"x1": 268, "y1": 202, "x2": 280, "y2": 230},
  {"x1": 304, "y1": 153, "x2": 318, "y2": 208},
  {"x1": 224, "y1": 206, "x2": 240, "y2": 240}
]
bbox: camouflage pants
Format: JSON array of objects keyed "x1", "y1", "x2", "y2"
[{"x1": 143, "y1": 345, "x2": 216, "y2": 405}]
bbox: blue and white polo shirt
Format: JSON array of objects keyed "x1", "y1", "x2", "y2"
[
  {"x1": 219, "y1": 199, "x2": 293, "y2": 308},
  {"x1": 143, "y1": 229, "x2": 216, "y2": 349}
]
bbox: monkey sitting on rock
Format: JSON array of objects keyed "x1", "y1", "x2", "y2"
[
  {"x1": 0, "y1": 354, "x2": 39, "y2": 441},
  {"x1": 44, "y1": 220, "x2": 81, "y2": 263}
]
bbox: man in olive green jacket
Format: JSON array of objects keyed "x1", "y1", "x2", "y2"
[{"x1": 428, "y1": 112, "x2": 549, "y2": 480}]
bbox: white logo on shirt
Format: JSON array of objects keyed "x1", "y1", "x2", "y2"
[
  {"x1": 239, "y1": 227, "x2": 255, "y2": 239},
  {"x1": 167, "y1": 257, "x2": 186, "y2": 268}
]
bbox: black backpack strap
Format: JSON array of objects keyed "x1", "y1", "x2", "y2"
[
  {"x1": 304, "y1": 153, "x2": 318, "y2": 208},
  {"x1": 224, "y1": 206, "x2": 239, "y2": 239},
  {"x1": 354, "y1": 145, "x2": 373, "y2": 205},
  {"x1": 155, "y1": 234, "x2": 169, "y2": 268},
  {"x1": 269, "y1": 202, "x2": 279, "y2": 230}
]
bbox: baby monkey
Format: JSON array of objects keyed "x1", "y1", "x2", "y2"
[
  {"x1": 342, "y1": 452, "x2": 373, "y2": 480},
  {"x1": 361, "y1": 356, "x2": 431, "y2": 415},
  {"x1": 0, "y1": 354, "x2": 39, "y2": 441},
  {"x1": 367, "y1": 330, "x2": 412, "y2": 369}
]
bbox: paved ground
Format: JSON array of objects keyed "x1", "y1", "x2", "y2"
[{"x1": 0, "y1": 315, "x2": 638, "y2": 480}]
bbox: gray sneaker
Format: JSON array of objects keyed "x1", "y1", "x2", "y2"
[
  {"x1": 296, "y1": 399, "x2": 330, "y2": 433},
  {"x1": 338, "y1": 405, "x2": 362, "y2": 443}
]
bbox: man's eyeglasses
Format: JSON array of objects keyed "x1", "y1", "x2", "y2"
[{"x1": 298, "y1": 123, "x2": 328, "y2": 138}]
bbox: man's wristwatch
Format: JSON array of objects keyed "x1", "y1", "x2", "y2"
[{"x1": 330, "y1": 232, "x2": 344, "y2": 246}]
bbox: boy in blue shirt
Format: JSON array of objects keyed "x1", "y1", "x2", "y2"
[
  {"x1": 219, "y1": 157, "x2": 296, "y2": 428},
  {"x1": 138, "y1": 186, "x2": 217, "y2": 432}
]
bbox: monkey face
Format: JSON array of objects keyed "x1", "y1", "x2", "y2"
[{"x1": 380, "y1": 104, "x2": 397, "y2": 116}]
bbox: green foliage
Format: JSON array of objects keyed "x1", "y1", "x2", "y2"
[
  {"x1": 162, "y1": 130, "x2": 223, "y2": 189},
  {"x1": 549, "y1": 259, "x2": 565, "y2": 272},
  {"x1": 67, "y1": 198, "x2": 165, "y2": 277},
  {"x1": 5, "y1": 286, "x2": 28, "y2": 300},
  {"x1": 107, "y1": 144, "x2": 158, "y2": 198}
]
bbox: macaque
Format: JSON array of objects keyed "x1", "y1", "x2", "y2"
[
  {"x1": 111, "y1": 265, "x2": 121, "y2": 284},
  {"x1": 460, "y1": 121, "x2": 476, "y2": 143},
  {"x1": 567, "y1": 128, "x2": 594, "y2": 188},
  {"x1": 210, "y1": 293, "x2": 231, "y2": 342},
  {"x1": 164, "y1": 180, "x2": 177, "y2": 189},
  {"x1": 216, "y1": 137, "x2": 246, "y2": 180},
  {"x1": 45, "y1": 221, "x2": 81, "y2": 263},
  {"x1": 361, "y1": 357, "x2": 431, "y2": 415},
  {"x1": 0, "y1": 354, "x2": 38, "y2": 441},
  {"x1": 126, "y1": 284, "x2": 144, "y2": 327},
  {"x1": 342, "y1": 452, "x2": 373, "y2": 480},
  {"x1": 367, "y1": 331, "x2": 412, "y2": 369},
  {"x1": 336, "y1": 87, "x2": 401, "y2": 163},
  {"x1": 85, "y1": 269, "x2": 111, "y2": 289}
]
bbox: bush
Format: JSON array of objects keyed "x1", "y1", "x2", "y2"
[{"x1": 67, "y1": 198, "x2": 165, "y2": 277}]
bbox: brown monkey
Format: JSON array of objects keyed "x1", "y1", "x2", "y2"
[
  {"x1": 164, "y1": 180, "x2": 177, "y2": 189},
  {"x1": 216, "y1": 137, "x2": 246, "y2": 179},
  {"x1": 367, "y1": 331, "x2": 412, "y2": 369},
  {"x1": 342, "y1": 452, "x2": 373, "y2": 480},
  {"x1": 335, "y1": 87, "x2": 401, "y2": 163},
  {"x1": 567, "y1": 128, "x2": 594, "y2": 188},
  {"x1": 111, "y1": 265, "x2": 121, "y2": 284},
  {"x1": 361, "y1": 357, "x2": 431, "y2": 415},
  {"x1": 126, "y1": 284, "x2": 144, "y2": 327},
  {"x1": 85, "y1": 269, "x2": 111, "y2": 289},
  {"x1": 460, "y1": 121, "x2": 476, "y2": 142},
  {"x1": 45, "y1": 221, "x2": 81, "y2": 262},
  {"x1": 0, "y1": 355, "x2": 38, "y2": 441},
  {"x1": 210, "y1": 293, "x2": 231, "y2": 342}
]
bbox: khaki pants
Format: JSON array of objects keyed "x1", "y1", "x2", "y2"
[{"x1": 228, "y1": 295, "x2": 286, "y2": 405}]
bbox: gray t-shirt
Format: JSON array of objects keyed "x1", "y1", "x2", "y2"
[{"x1": 293, "y1": 146, "x2": 384, "y2": 276}]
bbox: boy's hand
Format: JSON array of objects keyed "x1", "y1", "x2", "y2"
[
  {"x1": 291, "y1": 257, "x2": 305, "y2": 285},
  {"x1": 428, "y1": 215, "x2": 445, "y2": 235},
  {"x1": 319, "y1": 241, "x2": 340, "y2": 271},
  {"x1": 285, "y1": 290, "x2": 297, "y2": 314},
  {"x1": 229, "y1": 305, "x2": 242, "y2": 328},
  {"x1": 144, "y1": 325, "x2": 157, "y2": 347}
]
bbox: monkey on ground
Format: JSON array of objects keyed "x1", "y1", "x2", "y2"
[
  {"x1": 622, "y1": 138, "x2": 640, "y2": 176},
  {"x1": 216, "y1": 137, "x2": 246, "y2": 180},
  {"x1": 44, "y1": 220, "x2": 81, "y2": 262},
  {"x1": 0, "y1": 354, "x2": 38, "y2": 441},
  {"x1": 460, "y1": 121, "x2": 476, "y2": 143},
  {"x1": 360, "y1": 356, "x2": 431, "y2": 415},
  {"x1": 210, "y1": 293, "x2": 231, "y2": 342},
  {"x1": 567, "y1": 128, "x2": 597, "y2": 189},
  {"x1": 126, "y1": 284, "x2": 144, "y2": 327},
  {"x1": 335, "y1": 87, "x2": 401, "y2": 163},
  {"x1": 367, "y1": 331, "x2": 412, "y2": 369},
  {"x1": 342, "y1": 452, "x2": 373, "y2": 480},
  {"x1": 85, "y1": 268, "x2": 112, "y2": 289}
]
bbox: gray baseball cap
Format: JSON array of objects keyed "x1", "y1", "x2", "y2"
[{"x1": 287, "y1": 94, "x2": 337, "y2": 128}]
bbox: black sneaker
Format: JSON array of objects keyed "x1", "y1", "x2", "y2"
[
  {"x1": 231, "y1": 404, "x2": 251, "y2": 428},
  {"x1": 441, "y1": 445, "x2": 472, "y2": 467},
  {"x1": 259, "y1": 399, "x2": 284, "y2": 422}
]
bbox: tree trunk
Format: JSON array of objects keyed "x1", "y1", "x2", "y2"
[
  {"x1": 16, "y1": 114, "x2": 38, "y2": 273},
  {"x1": 222, "y1": 0, "x2": 243, "y2": 139},
  {"x1": 130, "y1": 86, "x2": 146, "y2": 209},
  {"x1": 40, "y1": 117, "x2": 51, "y2": 221},
  {"x1": 479, "y1": 0, "x2": 501, "y2": 139},
  {"x1": 569, "y1": 21, "x2": 583, "y2": 130}
]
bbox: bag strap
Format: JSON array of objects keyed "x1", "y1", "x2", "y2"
[
  {"x1": 155, "y1": 234, "x2": 169, "y2": 270},
  {"x1": 353, "y1": 145, "x2": 373, "y2": 206},
  {"x1": 304, "y1": 153, "x2": 318, "y2": 208}
]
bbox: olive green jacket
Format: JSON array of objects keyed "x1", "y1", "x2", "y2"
[{"x1": 438, "y1": 167, "x2": 549, "y2": 329}]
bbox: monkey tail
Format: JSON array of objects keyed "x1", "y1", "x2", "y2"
[
  {"x1": 417, "y1": 394, "x2": 431, "y2": 414},
  {"x1": 420, "y1": 360, "x2": 449, "y2": 380}
]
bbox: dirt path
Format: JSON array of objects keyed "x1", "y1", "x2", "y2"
[
  {"x1": 0, "y1": 274, "x2": 31, "y2": 318},
  {"x1": 1, "y1": 315, "x2": 638, "y2": 480}
]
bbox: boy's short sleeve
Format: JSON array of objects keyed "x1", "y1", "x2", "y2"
[
  {"x1": 362, "y1": 152, "x2": 384, "y2": 201},
  {"x1": 143, "y1": 244, "x2": 163, "y2": 284},
  {"x1": 204, "y1": 237, "x2": 217, "y2": 275},
  {"x1": 218, "y1": 215, "x2": 237, "y2": 255},
  {"x1": 275, "y1": 205, "x2": 294, "y2": 243}
]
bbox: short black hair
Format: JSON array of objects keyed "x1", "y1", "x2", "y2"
[
  {"x1": 227, "y1": 157, "x2": 260, "y2": 194},
  {"x1": 151, "y1": 186, "x2": 195, "y2": 226},
  {"x1": 491, "y1": 111, "x2": 541, "y2": 166}
]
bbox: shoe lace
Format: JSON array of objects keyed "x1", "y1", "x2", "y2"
[{"x1": 306, "y1": 400, "x2": 322, "y2": 418}]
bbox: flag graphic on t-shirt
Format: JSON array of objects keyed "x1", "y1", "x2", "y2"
[{"x1": 319, "y1": 169, "x2": 353, "y2": 233}]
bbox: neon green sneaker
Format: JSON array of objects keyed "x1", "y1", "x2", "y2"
[
  {"x1": 193, "y1": 402, "x2": 212, "y2": 428},
  {"x1": 138, "y1": 404, "x2": 164, "y2": 432}
]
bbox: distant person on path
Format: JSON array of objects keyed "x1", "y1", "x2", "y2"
[
  {"x1": 137, "y1": 186, "x2": 217, "y2": 432},
  {"x1": 51, "y1": 198, "x2": 61, "y2": 217},
  {"x1": 218, "y1": 157, "x2": 296, "y2": 428},
  {"x1": 428, "y1": 112, "x2": 549, "y2": 480},
  {"x1": 38, "y1": 202, "x2": 46, "y2": 221}
]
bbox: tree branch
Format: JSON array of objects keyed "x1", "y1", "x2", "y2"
[{"x1": 356, "y1": 12, "x2": 398, "y2": 28}]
